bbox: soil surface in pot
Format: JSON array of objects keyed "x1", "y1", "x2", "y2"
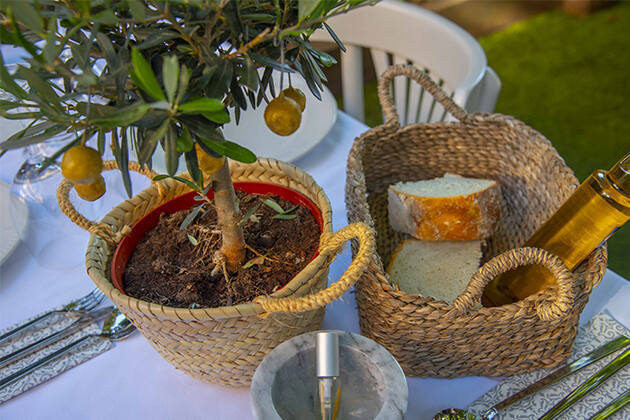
[{"x1": 123, "y1": 191, "x2": 320, "y2": 308}]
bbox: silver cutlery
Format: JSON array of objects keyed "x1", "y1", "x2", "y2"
[
  {"x1": 433, "y1": 335, "x2": 630, "y2": 420},
  {"x1": 0, "y1": 288, "x2": 105, "y2": 343},
  {"x1": 538, "y1": 346, "x2": 630, "y2": 420},
  {"x1": 0, "y1": 308, "x2": 135, "y2": 390},
  {"x1": 0, "y1": 306, "x2": 114, "y2": 369},
  {"x1": 590, "y1": 388, "x2": 630, "y2": 420}
]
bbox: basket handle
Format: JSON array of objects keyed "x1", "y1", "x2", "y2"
[
  {"x1": 254, "y1": 223, "x2": 375, "y2": 314},
  {"x1": 57, "y1": 160, "x2": 158, "y2": 248},
  {"x1": 378, "y1": 64, "x2": 469, "y2": 126},
  {"x1": 452, "y1": 247, "x2": 574, "y2": 321}
]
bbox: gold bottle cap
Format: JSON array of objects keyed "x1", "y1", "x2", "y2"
[{"x1": 608, "y1": 153, "x2": 630, "y2": 195}]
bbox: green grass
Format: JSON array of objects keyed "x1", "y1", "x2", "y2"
[
  {"x1": 362, "y1": 3, "x2": 629, "y2": 278},
  {"x1": 479, "y1": 4, "x2": 630, "y2": 278}
]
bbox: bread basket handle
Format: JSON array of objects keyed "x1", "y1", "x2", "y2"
[
  {"x1": 254, "y1": 223, "x2": 375, "y2": 314},
  {"x1": 378, "y1": 64, "x2": 469, "y2": 126},
  {"x1": 452, "y1": 247, "x2": 574, "y2": 321},
  {"x1": 57, "y1": 160, "x2": 158, "y2": 248}
]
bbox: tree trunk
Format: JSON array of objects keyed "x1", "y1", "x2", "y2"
[{"x1": 210, "y1": 159, "x2": 246, "y2": 271}]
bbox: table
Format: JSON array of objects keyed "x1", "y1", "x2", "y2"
[{"x1": 1, "y1": 110, "x2": 629, "y2": 419}]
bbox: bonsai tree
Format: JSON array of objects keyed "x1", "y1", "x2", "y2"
[{"x1": 0, "y1": 0, "x2": 372, "y2": 272}]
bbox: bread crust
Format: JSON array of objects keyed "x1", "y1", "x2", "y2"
[{"x1": 388, "y1": 178, "x2": 501, "y2": 241}]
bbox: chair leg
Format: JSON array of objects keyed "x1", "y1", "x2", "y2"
[
  {"x1": 341, "y1": 45, "x2": 365, "y2": 122},
  {"x1": 466, "y1": 66, "x2": 501, "y2": 114}
]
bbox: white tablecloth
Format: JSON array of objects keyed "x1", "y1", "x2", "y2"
[{"x1": 1, "y1": 111, "x2": 629, "y2": 419}]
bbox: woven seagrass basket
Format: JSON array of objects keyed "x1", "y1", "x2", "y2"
[
  {"x1": 58, "y1": 158, "x2": 374, "y2": 386},
  {"x1": 345, "y1": 64, "x2": 607, "y2": 378}
]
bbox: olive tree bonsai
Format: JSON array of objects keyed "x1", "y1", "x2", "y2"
[{"x1": 0, "y1": 0, "x2": 372, "y2": 271}]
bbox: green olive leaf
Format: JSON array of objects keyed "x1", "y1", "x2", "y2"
[
  {"x1": 153, "y1": 174, "x2": 201, "y2": 193},
  {"x1": 10, "y1": 1, "x2": 43, "y2": 34},
  {"x1": 131, "y1": 48, "x2": 166, "y2": 101},
  {"x1": 230, "y1": 79, "x2": 247, "y2": 110},
  {"x1": 0, "y1": 56, "x2": 27, "y2": 99},
  {"x1": 323, "y1": 22, "x2": 346, "y2": 52},
  {"x1": 127, "y1": 0, "x2": 146, "y2": 21},
  {"x1": 162, "y1": 55, "x2": 179, "y2": 105},
  {"x1": 184, "y1": 148, "x2": 202, "y2": 186},
  {"x1": 261, "y1": 198, "x2": 285, "y2": 214},
  {"x1": 187, "y1": 234, "x2": 198, "y2": 246},
  {"x1": 164, "y1": 123, "x2": 179, "y2": 175},
  {"x1": 201, "y1": 110, "x2": 230, "y2": 124},
  {"x1": 178, "y1": 97, "x2": 225, "y2": 113},
  {"x1": 18, "y1": 67, "x2": 60, "y2": 105},
  {"x1": 298, "y1": 0, "x2": 321, "y2": 21},
  {"x1": 248, "y1": 52, "x2": 294, "y2": 73},
  {"x1": 95, "y1": 10, "x2": 118, "y2": 26},
  {"x1": 89, "y1": 103, "x2": 151, "y2": 128},
  {"x1": 241, "y1": 57, "x2": 259, "y2": 93},
  {"x1": 120, "y1": 129, "x2": 133, "y2": 197},
  {"x1": 0, "y1": 123, "x2": 67, "y2": 150},
  {"x1": 138, "y1": 119, "x2": 169, "y2": 164},
  {"x1": 174, "y1": 65, "x2": 191, "y2": 106},
  {"x1": 177, "y1": 126, "x2": 193, "y2": 153},
  {"x1": 204, "y1": 58, "x2": 233, "y2": 99},
  {"x1": 136, "y1": 30, "x2": 180, "y2": 50},
  {"x1": 97, "y1": 130, "x2": 106, "y2": 155},
  {"x1": 181, "y1": 205, "x2": 203, "y2": 230},
  {"x1": 96, "y1": 33, "x2": 119, "y2": 70},
  {"x1": 199, "y1": 138, "x2": 256, "y2": 164},
  {"x1": 273, "y1": 214, "x2": 298, "y2": 220}
]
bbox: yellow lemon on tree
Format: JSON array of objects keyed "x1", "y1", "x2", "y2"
[
  {"x1": 195, "y1": 143, "x2": 225, "y2": 175},
  {"x1": 61, "y1": 145, "x2": 103, "y2": 185},
  {"x1": 264, "y1": 93, "x2": 302, "y2": 136},
  {"x1": 282, "y1": 86, "x2": 306, "y2": 112},
  {"x1": 74, "y1": 174, "x2": 106, "y2": 201}
]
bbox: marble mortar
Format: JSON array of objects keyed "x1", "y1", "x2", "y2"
[{"x1": 250, "y1": 330, "x2": 408, "y2": 419}]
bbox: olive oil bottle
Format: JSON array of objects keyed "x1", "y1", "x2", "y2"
[{"x1": 483, "y1": 153, "x2": 630, "y2": 307}]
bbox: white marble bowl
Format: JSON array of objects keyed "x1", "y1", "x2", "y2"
[{"x1": 250, "y1": 330, "x2": 408, "y2": 419}]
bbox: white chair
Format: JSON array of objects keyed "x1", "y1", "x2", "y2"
[{"x1": 311, "y1": 0, "x2": 501, "y2": 124}]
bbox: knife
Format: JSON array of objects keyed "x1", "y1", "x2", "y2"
[
  {"x1": 538, "y1": 345, "x2": 630, "y2": 419},
  {"x1": 0, "y1": 306, "x2": 113, "y2": 369},
  {"x1": 483, "y1": 335, "x2": 630, "y2": 419},
  {"x1": 589, "y1": 388, "x2": 630, "y2": 420}
]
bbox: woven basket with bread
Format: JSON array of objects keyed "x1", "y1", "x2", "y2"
[{"x1": 345, "y1": 64, "x2": 606, "y2": 378}]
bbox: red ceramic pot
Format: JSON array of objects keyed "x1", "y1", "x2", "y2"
[{"x1": 111, "y1": 181, "x2": 324, "y2": 293}]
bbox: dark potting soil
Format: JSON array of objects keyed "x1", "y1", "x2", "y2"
[{"x1": 123, "y1": 191, "x2": 320, "y2": 308}]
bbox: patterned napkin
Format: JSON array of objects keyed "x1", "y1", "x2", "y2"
[
  {"x1": 468, "y1": 312, "x2": 630, "y2": 419},
  {"x1": 0, "y1": 308, "x2": 113, "y2": 404}
]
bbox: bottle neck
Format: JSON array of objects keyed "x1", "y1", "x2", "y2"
[
  {"x1": 591, "y1": 171, "x2": 630, "y2": 213},
  {"x1": 607, "y1": 152, "x2": 630, "y2": 197}
]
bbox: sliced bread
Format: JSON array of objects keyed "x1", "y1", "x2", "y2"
[
  {"x1": 386, "y1": 239, "x2": 482, "y2": 303},
  {"x1": 388, "y1": 173, "x2": 501, "y2": 241}
]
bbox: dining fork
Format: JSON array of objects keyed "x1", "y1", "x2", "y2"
[
  {"x1": 0, "y1": 306, "x2": 114, "y2": 369},
  {"x1": 0, "y1": 308, "x2": 135, "y2": 391},
  {"x1": 0, "y1": 288, "x2": 105, "y2": 343}
]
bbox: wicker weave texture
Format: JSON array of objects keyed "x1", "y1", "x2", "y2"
[
  {"x1": 345, "y1": 65, "x2": 607, "y2": 378},
  {"x1": 78, "y1": 158, "x2": 372, "y2": 386}
]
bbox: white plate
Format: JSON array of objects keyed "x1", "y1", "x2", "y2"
[
  {"x1": 220, "y1": 72, "x2": 338, "y2": 162},
  {"x1": 0, "y1": 180, "x2": 29, "y2": 266}
]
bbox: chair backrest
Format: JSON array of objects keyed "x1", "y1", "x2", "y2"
[{"x1": 311, "y1": 0, "x2": 500, "y2": 124}]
